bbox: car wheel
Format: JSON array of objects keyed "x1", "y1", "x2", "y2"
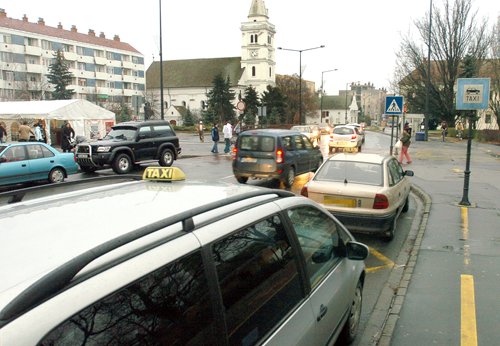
[
  {"x1": 283, "y1": 166, "x2": 295, "y2": 188},
  {"x1": 236, "y1": 176, "x2": 248, "y2": 184},
  {"x1": 112, "y1": 153, "x2": 132, "y2": 174},
  {"x1": 48, "y1": 167, "x2": 65, "y2": 183},
  {"x1": 80, "y1": 166, "x2": 97, "y2": 173},
  {"x1": 402, "y1": 196, "x2": 409, "y2": 213},
  {"x1": 383, "y1": 220, "x2": 396, "y2": 241},
  {"x1": 339, "y1": 280, "x2": 363, "y2": 344},
  {"x1": 159, "y1": 148, "x2": 174, "y2": 167}
]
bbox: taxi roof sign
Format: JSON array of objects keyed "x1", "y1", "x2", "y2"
[{"x1": 142, "y1": 166, "x2": 186, "y2": 181}]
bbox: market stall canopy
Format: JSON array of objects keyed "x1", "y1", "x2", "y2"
[{"x1": 0, "y1": 99, "x2": 115, "y2": 143}]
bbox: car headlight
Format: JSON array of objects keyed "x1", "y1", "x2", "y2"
[{"x1": 97, "y1": 146, "x2": 111, "y2": 153}]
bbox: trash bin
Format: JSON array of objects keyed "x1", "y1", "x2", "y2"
[{"x1": 415, "y1": 131, "x2": 426, "y2": 141}]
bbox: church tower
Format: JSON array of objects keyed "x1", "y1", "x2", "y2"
[{"x1": 240, "y1": 0, "x2": 276, "y2": 94}]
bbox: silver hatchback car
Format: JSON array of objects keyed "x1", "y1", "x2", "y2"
[{"x1": 0, "y1": 167, "x2": 368, "y2": 346}]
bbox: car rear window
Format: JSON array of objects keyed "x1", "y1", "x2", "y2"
[
  {"x1": 239, "y1": 135, "x2": 275, "y2": 152},
  {"x1": 333, "y1": 127, "x2": 354, "y2": 135},
  {"x1": 314, "y1": 160, "x2": 383, "y2": 186}
]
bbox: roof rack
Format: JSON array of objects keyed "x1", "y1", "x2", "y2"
[
  {"x1": 0, "y1": 175, "x2": 142, "y2": 205},
  {"x1": 0, "y1": 188, "x2": 295, "y2": 325}
]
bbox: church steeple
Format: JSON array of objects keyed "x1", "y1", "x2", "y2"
[
  {"x1": 240, "y1": 0, "x2": 276, "y2": 94},
  {"x1": 248, "y1": 0, "x2": 268, "y2": 18}
]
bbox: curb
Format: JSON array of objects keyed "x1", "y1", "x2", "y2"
[{"x1": 358, "y1": 184, "x2": 432, "y2": 345}]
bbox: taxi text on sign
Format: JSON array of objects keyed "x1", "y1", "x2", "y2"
[
  {"x1": 456, "y1": 78, "x2": 490, "y2": 110},
  {"x1": 385, "y1": 96, "x2": 404, "y2": 115}
]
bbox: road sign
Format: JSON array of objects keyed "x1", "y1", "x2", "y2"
[
  {"x1": 456, "y1": 78, "x2": 490, "y2": 110},
  {"x1": 385, "y1": 96, "x2": 404, "y2": 115},
  {"x1": 236, "y1": 100, "x2": 246, "y2": 112}
]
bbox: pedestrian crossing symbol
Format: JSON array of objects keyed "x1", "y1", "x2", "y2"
[{"x1": 385, "y1": 96, "x2": 404, "y2": 115}]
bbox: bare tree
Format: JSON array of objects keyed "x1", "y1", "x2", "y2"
[{"x1": 394, "y1": 0, "x2": 492, "y2": 126}]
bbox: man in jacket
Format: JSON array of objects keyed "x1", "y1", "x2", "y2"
[
  {"x1": 222, "y1": 121, "x2": 232, "y2": 154},
  {"x1": 18, "y1": 121, "x2": 34, "y2": 142}
]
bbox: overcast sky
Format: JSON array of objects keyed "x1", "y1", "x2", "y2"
[{"x1": 2, "y1": 0, "x2": 498, "y2": 94}]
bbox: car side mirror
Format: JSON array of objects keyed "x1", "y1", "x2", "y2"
[
  {"x1": 404, "y1": 170, "x2": 414, "y2": 177},
  {"x1": 346, "y1": 241, "x2": 369, "y2": 261},
  {"x1": 137, "y1": 134, "x2": 145, "y2": 141}
]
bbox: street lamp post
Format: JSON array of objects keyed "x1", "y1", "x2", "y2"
[
  {"x1": 424, "y1": 0, "x2": 433, "y2": 140},
  {"x1": 345, "y1": 83, "x2": 350, "y2": 124},
  {"x1": 159, "y1": 0, "x2": 164, "y2": 120},
  {"x1": 278, "y1": 45, "x2": 325, "y2": 124},
  {"x1": 320, "y1": 69, "x2": 338, "y2": 122}
]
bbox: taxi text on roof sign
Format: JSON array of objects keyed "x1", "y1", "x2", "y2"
[{"x1": 142, "y1": 166, "x2": 186, "y2": 181}]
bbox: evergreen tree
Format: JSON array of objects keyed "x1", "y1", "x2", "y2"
[
  {"x1": 261, "y1": 85, "x2": 287, "y2": 124},
  {"x1": 46, "y1": 49, "x2": 75, "y2": 100},
  {"x1": 182, "y1": 107, "x2": 196, "y2": 127},
  {"x1": 204, "y1": 74, "x2": 236, "y2": 125},
  {"x1": 242, "y1": 86, "x2": 260, "y2": 126}
]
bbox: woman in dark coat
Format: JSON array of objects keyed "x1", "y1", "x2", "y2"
[{"x1": 61, "y1": 122, "x2": 75, "y2": 152}]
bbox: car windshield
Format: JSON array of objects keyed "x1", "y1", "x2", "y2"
[
  {"x1": 239, "y1": 135, "x2": 275, "y2": 152},
  {"x1": 104, "y1": 128, "x2": 137, "y2": 141},
  {"x1": 333, "y1": 127, "x2": 354, "y2": 135},
  {"x1": 314, "y1": 160, "x2": 383, "y2": 186}
]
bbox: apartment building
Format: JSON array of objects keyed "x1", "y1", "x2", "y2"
[{"x1": 0, "y1": 8, "x2": 145, "y2": 115}]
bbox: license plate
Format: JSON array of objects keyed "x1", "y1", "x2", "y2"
[
  {"x1": 77, "y1": 154, "x2": 89, "y2": 158},
  {"x1": 323, "y1": 196, "x2": 356, "y2": 207},
  {"x1": 241, "y1": 157, "x2": 257, "y2": 163}
]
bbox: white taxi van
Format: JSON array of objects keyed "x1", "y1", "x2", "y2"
[{"x1": 0, "y1": 167, "x2": 368, "y2": 346}]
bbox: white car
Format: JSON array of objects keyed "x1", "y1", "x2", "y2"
[
  {"x1": 301, "y1": 153, "x2": 414, "y2": 240},
  {"x1": 0, "y1": 166, "x2": 368, "y2": 346},
  {"x1": 328, "y1": 125, "x2": 363, "y2": 153}
]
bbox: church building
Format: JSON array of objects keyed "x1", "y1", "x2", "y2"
[{"x1": 145, "y1": 0, "x2": 276, "y2": 125}]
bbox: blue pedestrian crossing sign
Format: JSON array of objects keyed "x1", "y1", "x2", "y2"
[{"x1": 385, "y1": 96, "x2": 404, "y2": 115}]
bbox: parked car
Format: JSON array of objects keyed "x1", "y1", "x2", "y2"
[
  {"x1": 0, "y1": 166, "x2": 368, "y2": 346},
  {"x1": 0, "y1": 142, "x2": 78, "y2": 186},
  {"x1": 347, "y1": 123, "x2": 365, "y2": 143},
  {"x1": 290, "y1": 125, "x2": 321, "y2": 145},
  {"x1": 232, "y1": 129, "x2": 323, "y2": 187},
  {"x1": 75, "y1": 120, "x2": 181, "y2": 174},
  {"x1": 328, "y1": 125, "x2": 363, "y2": 153},
  {"x1": 301, "y1": 153, "x2": 414, "y2": 240}
]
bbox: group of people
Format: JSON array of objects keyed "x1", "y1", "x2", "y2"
[
  {"x1": 197, "y1": 120, "x2": 238, "y2": 154},
  {"x1": 0, "y1": 120, "x2": 76, "y2": 153}
]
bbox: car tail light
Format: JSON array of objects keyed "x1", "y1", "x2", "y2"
[
  {"x1": 276, "y1": 148, "x2": 284, "y2": 164},
  {"x1": 351, "y1": 134, "x2": 357, "y2": 140},
  {"x1": 373, "y1": 194, "x2": 389, "y2": 209},
  {"x1": 300, "y1": 185, "x2": 308, "y2": 197},
  {"x1": 232, "y1": 147, "x2": 238, "y2": 159}
]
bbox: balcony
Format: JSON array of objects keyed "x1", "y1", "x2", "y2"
[{"x1": 25, "y1": 46, "x2": 42, "y2": 55}]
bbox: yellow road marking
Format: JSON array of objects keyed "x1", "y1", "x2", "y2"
[
  {"x1": 366, "y1": 247, "x2": 394, "y2": 273},
  {"x1": 461, "y1": 275, "x2": 478, "y2": 346}
]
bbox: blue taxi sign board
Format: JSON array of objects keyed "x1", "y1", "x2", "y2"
[
  {"x1": 385, "y1": 96, "x2": 404, "y2": 115},
  {"x1": 456, "y1": 78, "x2": 490, "y2": 110}
]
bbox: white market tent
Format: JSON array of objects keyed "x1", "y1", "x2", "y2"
[{"x1": 0, "y1": 99, "x2": 115, "y2": 144}]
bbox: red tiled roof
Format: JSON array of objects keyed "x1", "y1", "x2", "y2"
[{"x1": 0, "y1": 11, "x2": 141, "y2": 55}]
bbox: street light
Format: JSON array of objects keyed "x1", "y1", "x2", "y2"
[
  {"x1": 320, "y1": 69, "x2": 338, "y2": 123},
  {"x1": 345, "y1": 82, "x2": 351, "y2": 124},
  {"x1": 278, "y1": 45, "x2": 325, "y2": 124},
  {"x1": 424, "y1": 0, "x2": 433, "y2": 140},
  {"x1": 159, "y1": 0, "x2": 164, "y2": 120}
]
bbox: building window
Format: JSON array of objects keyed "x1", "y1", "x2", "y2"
[
  {"x1": 269, "y1": 67, "x2": 271, "y2": 77},
  {"x1": 485, "y1": 114, "x2": 492, "y2": 124},
  {"x1": 252, "y1": 66, "x2": 256, "y2": 77}
]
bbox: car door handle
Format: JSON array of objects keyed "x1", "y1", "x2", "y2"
[
  {"x1": 22, "y1": 164, "x2": 26, "y2": 167},
  {"x1": 317, "y1": 304, "x2": 328, "y2": 321},
  {"x1": 50, "y1": 160, "x2": 54, "y2": 163}
]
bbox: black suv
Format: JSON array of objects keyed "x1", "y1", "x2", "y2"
[{"x1": 75, "y1": 121, "x2": 181, "y2": 174}]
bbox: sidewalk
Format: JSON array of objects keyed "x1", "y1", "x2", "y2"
[{"x1": 369, "y1": 133, "x2": 500, "y2": 345}]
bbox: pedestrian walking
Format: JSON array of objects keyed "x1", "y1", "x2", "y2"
[
  {"x1": 197, "y1": 121, "x2": 204, "y2": 142},
  {"x1": 399, "y1": 124, "x2": 412, "y2": 164},
  {"x1": 441, "y1": 120, "x2": 448, "y2": 142},
  {"x1": 0, "y1": 123, "x2": 7, "y2": 143},
  {"x1": 223, "y1": 121, "x2": 233, "y2": 154},
  {"x1": 61, "y1": 122, "x2": 75, "y2": 152},
  {"x1": 18, "y1": 121, "x2": 34, "y2": 142},
  {"x1": 211, "y1": 123, "x2": 220, "y2": 153},
  {"x1": 456, "y1": 120, "x2": 464, "y2": 140},
  {"x1": 34, "y1": 122, "x2": 44, "y2": 142}
]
